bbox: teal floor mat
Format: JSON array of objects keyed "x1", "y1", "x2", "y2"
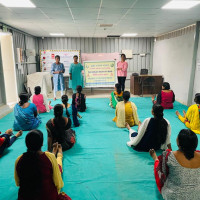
[{"x1": 0, "y1": 97, "x2": 197, "y2": 200}]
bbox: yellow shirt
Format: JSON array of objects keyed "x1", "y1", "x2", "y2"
[{"x1": 125, "y1": 102, "x2": 135, "y2": 127}]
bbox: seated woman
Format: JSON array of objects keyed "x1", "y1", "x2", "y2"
[
  {"x1": 176, "y1": 93, "x2": 200, "y2": 134},
  {"x1": 13, "y1": 93, "x2": 41, "y2": 131},
  {"x1": 46, "y1": 104, "x2": 73, "y2": 151},
  {"x1": 109, "y1": 83, "x2": 123, "y2": 109},
  {"x1": 31, "y1": 86, "x2": 53, "y2": 113},
  {"x1": 14, "y1": 129, "x2": 71, "y2": 200},
  {"x1": 126, "y1": 104, "x2": 171, "y2": 151},
  {"x1": 113, "y1": 91, "x2": 139, "y2": 128},
  {"x1": 0, "y1": 129, "x2": 22, "y2": 157},
  {"x1": 62, "y1": 95, "x2": 81, "y2": 127},
  {"x1": 72, "y1": 85, "x2": 86, "y2": 112},
  {"x1": 150, "y1": 129, "x2": 200, "y2": 199},
  {"x1": 152, "y1": 82, "x2": 175, "y2": 109}
]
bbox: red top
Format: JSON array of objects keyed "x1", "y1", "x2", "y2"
[
  {"x1": 32, "y1": 94, "x2": 47, "y2": 113},
  {"x1": 16, "y1": 153, "x2": 59, "y2": 200},
  {"x1": 0, "y1": 137, "x2": 5, "y2": 146},
  {"x1": 161, "y1": 91, "x2": 174, "y2": 109}
]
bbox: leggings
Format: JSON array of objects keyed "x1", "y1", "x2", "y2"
[
  {"x1": 118, "y1": 77, "x2": 126, "y2": 91},
  {"x1": 0, "y1": 134, "x2": 17, "y2": 156}
]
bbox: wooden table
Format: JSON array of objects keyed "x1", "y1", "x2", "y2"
[{"x1": 130, "y1": 75, "x2": 163, "y2": 95}]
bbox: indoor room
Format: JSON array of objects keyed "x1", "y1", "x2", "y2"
[{"x1": 0, "y1": 0, "x2": 200, "y2": 199}]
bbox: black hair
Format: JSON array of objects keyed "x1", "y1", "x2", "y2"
[
  {"x1": 73, "y1": 55, "x2": 78, "y2": 59},
  {"x1": 18, "y1": 130, "x2": 43, "y2": 199},
  {"x1": 77, "y1": 85, "x2": 83, "y2": 102},
  {"x1": 194, "y1": 93, "x2": 200, "y2": 104},
  {"x1": 115, "y1": 83, "x2": 122, "y2": 95},
  {"x1": 19, "y1": 93, "x2": 29, "y2": 106},
  {"x1": 178, "y1": 129, "x2": 198, "y2": 160},
  {"x1": 152, "y1": 104, "x2": 168, "y2": 149},
  {"x1": 55, "y1": 55, "x2": 60, "y2": 60},
  {"x1": 34, "y1": 86, "x2": 41, "y2": 95},
  {"x1": 53, "y1": 104, "x2": 66, "y2": 143},
  {"x1": 163, "y1": 82, "x2": 170, "y2": 90},
  {"x1": 61, "y1": 95, "x2": 70, "y2": 117},
  {"x1": 123, "y1": 91, "x2": 130, "y2": 102},
  {"x1": 121, "y1": 54, "x2": 126, "y2": 60},
  {"x1": 77, "y1": 85, "x2": 82, "y2": 93}
]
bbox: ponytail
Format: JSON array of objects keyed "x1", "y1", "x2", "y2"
[
  {"x1": 76, "y1": 85, "x2": 82, "y2": 105},
  {"x1": 178, "y1": 129, "x2": 198, "y2": 160},
  {"x1": 18, "y1": 130, "x2": 43, "y2": 198},
  {"x1": 61, "y1": 95, "x2": 70, "y2": 117},
  {"x1": 53, "y1": 104, "x2": 66, "y2": 142},
  {"x1": 152, "y1": 104, "x2": 168, "y2": 149}
]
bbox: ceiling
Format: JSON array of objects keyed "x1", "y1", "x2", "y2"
[{"x1": 0, "y1": 0, "x2": 200, "y2": 37}]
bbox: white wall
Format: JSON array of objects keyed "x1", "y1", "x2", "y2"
[
  {"x1": 193, "y1": 34, "x2": 200, "y2": 99},
  {"x1": 0, "y1": 34, "x2": 18, "y2": 105},
  {"x1": 153, "y1": 31, "x2": 195, "y2": 105}
]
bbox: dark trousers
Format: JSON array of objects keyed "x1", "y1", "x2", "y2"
[
  {"x1": 118, "y1": 77, "x2": 126, "y2": 91},
  {"x1": 72, "y1": 104, "x2": 80, "y2": 127},
  {"x1": 0, "y1": 134, "x2": 17, "y2": 156}
]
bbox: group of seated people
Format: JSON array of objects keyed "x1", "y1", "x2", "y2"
[
  {"x1": 1, "y1": 80, "x2": 200, "y2": 199},
  {"x1": 0, "y1": 85, "x2": 86, "y2": 199},
  {"x1": 110, "y1": 81, "x2": 200, "y2": 199}
]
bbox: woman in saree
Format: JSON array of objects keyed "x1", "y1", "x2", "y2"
[
  {"x1": 13, "y1": 93, "x2": 41, "y2": 131},
  {"x1": 113, "y1": 91, "x2": 139, "y2": 128},
  {"x1": 110, "y1": 83, "x2": 123, "y2": 109},
  {"x1": 14, "y1": 129, "x2": 71, "y2": 200},
  {"x1": 150, "y1": 129, "x2": 200, "y2": 200},
  {"x1": 126, "y1": 104, "x2": 171, "y2": 151},
  {"x1": 176, "y1": 93, "x2": 200, "y2": 134}
]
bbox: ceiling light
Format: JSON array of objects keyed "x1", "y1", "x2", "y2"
[
  {"x1": 162, "y1": 1, "x2": 200, "y2": 9},
  {"x1": 49, "y1": 33, "x2": 65, "y2": 36},
  {"x1": 0, "y1": 0, "x2": 36, "y2": 8},
  {"x1": 122, "y1": 33, "x2": 138, "y2": 37}
]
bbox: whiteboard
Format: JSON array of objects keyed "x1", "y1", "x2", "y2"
[{"x1": 40, "y1": 50, "x2": 80, "y2": 75}]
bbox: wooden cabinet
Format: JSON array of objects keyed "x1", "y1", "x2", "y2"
[{"x1": 130, "y1": 75, "x2": 163, "y2": 95}]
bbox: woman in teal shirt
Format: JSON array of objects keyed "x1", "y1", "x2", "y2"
[{"x1": 69, "y1": 55, "x2": 84, "y2": 93}]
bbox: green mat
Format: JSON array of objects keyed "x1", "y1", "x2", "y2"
[{"x1": 0, "y1": 97, "x2": 198, "y2": 200}]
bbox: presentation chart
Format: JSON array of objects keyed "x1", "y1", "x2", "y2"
[
  {"x1": 84, "y1": 60, "x2": 116, "y2": 87},
  {"x1": 40, "y1": 50, "x2": 80, "y2": 75}
]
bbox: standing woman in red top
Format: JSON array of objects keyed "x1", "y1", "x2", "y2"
[
  {"x1": 152, "y1": 82, "x2": 175, "y2": 109},
  {"x1": 117, "y1": 54, "x2": 128, "y2": 91}
]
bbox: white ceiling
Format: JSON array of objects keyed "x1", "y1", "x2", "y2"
[{"x1": 0, "y1": 0, "x2": 200, "y2": 37}]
